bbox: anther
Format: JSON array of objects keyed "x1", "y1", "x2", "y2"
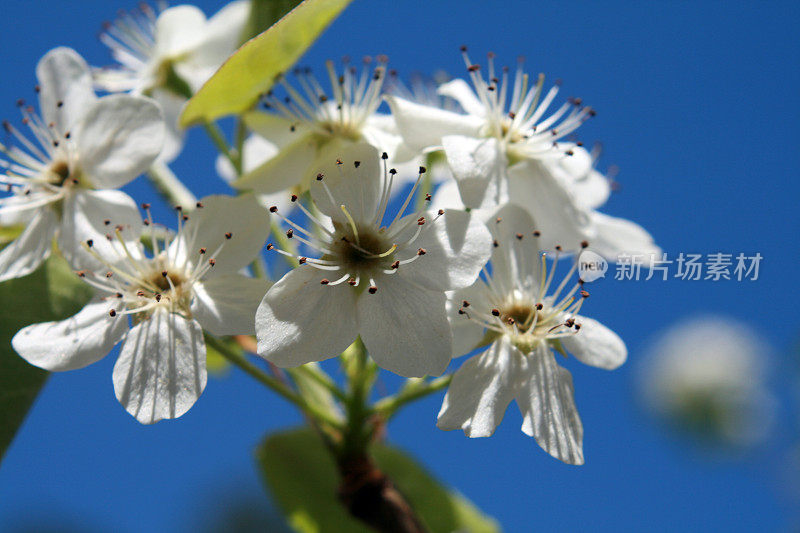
[
  {"x1": 580, "y1": 240, "x2": 589, "y2": 248},
  {"x1": 381, "y1": 152, "x2": 388, "y2": 160},
  {"x1": 348, "y1": 278, "x2": 357, "y2": 286},
  {"x1": 580, "y1": 290, "x2": 590, "y2": 298},
  {"x1": 109, "y1": 309, "x2": 117, "y2": 317},
  {"x1": 468, "y1": 64, "x2": 480, "y2": 72},
  {"x1": 574, "y1": 323, "x2": 582, "y2": 330},
  {"x1": 286, "y1": 229, "x2": 294, "y2": 238},
  {"x1": 417, "y1": 248, "x2": 426, "y2": 255},
  {"x1": 425, "y1": 193, "x2": 432, "y2": 201},
  {"x1": 419, "y1": 166, "x2": 426, "y2": 174},
  {"x1": 491, "y1": 309, "x2": 500, "y2": 317},
  {"x1": 290, "y1": 194, "x2": 298, "y2": 202},
  {"x1": 437, "y1": 209, "x2": 444, "y2": 216},
  {"x1": 155, "y1": 294, "x2": 162, "y2": 302},
  {"x1": 462, "y1": 300, "x2": 470, "y2": 307},
  {"x1": 298, "y1": 257, "x2": 307, "y2": 264},
  {"x1": 320, "y1": 278, "x2": 330, "y2": 285},
  {"x1": 390, "y1": 260, "x2": 400, "y2": 269},
  {"x1": 76, "y1": 270, "x2": 86, "y2": 278},
  {"x1": 269, "y1": 205, "x2": 278, "y2": 213},
  {"x1": 417, "y1": 217, "x2": 426, "y2": 225},
  {"x1": 336, "y1": 159, "x2": 343, "y2": 165},
  {"x1": 141, "y1": 203, "x2": 151, "y2": 209},
  {"x1": 555, "y1": 245, "x2": 563, "y2": 251},
  {"x1": 103, "y1": 219, "x2": 111, "y2": 225},
  {"x1": 196, "y1": 202, "x2": 204, "y2": 208},
  {"x1": 316, "y1": 173, "x2": 324, "y2": 181},
  {"x1": 208, "y1": 258, "x2": 216, "y2": 266},
  {"x1": 115, "y1": 292, "x2": 123, "y2": 298},
  {"x1": 225, "y1": 232, "x2": 233, "y2": 239},
  {"x1": 161, "y1": 270, "x2": 168, "y2": 277},
  {"x1": 106, "y1": 272, "x2": 113, "y2": 278},
  {"x1": 535, "y1": 303, "x2": 544, "y2": 310},
  {"x1": 199, "y1": 248, "x2": 207, "y2": 254},
  {"x1": 533, "y1": 230, "x2": 541, "y2": 237},
  {"x1": 389, "y1": 168, "x2": 397, "y2": 175},
  {"x1": 182, "y1": 215, "x2": 189, "y2": 222},
  {"x1": 368, "y1": 286, "x2": 378, "y2": 294},
  {"x1": 266, "y1": 243, "x2": 274, "y2": 251},
  {"x1": 86, "y1": 239, "x2": 94, "y2": 247},
  {"x1": 354, "y1": 161, "x2": 361, "y2": 168},
  {"x1": 492, "y1": 240, "x2": 499, "y2": 248},
  {"x1": 515, "y1": 233, "x2": 523, "y2": 240}
]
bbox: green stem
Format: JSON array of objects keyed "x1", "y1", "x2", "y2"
[
  {"x1": 374, "y1": 375, "x2": 453, "y2": 420},
  {"x1": 146, "y1": 162, "x2": 197, "y2": 209},
  {"x1": 294, "y1": 364, "x2": 348, "y2": 401},
  {"x1": 233, "y1": 117, "x2": 248, "y2": 176},
  {"x1": 341, "y1": 338, "x2": 374, "y2": 459},
  {"x1": 206, "y1": 336, "x2": 344, "y2": 430},
  {"x1": 203, "y1": 121, "x2": 236, "y2": 168}
]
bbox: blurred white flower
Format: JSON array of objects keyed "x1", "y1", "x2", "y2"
[
  {"x1": 256, "y1": 144, "x2": 492, "y2": 377},
  {"x1": 233, "y1": 58, "x2": 402, "y2": 196},
  {"x1": 94, "y1": 1, "x2": 251, "y2": 161},
  {"x1": 12, "y1": 194, "x2": 270, "y2": 424},
  {"x1": 388, "y1": 49, "x2": 658, "y2": 258},
  {"x1": 438, "y1": 204, "x2": 627, "y2": 464},
  {"x1": 0, "y1": 47, "x2": 164, "y2": 282},
  {"x1": 638, "y1": 316, "x2": 776, "y2": 448}
]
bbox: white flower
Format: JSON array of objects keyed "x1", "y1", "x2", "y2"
[
  {"x1": 255, "y1": 143, "x2": 492, "y2": 377},
  {"x1": 638, "y1": 316, "x2": 775, "y2": 448},
  {"x1": 94, "y1": 1, "x2": 251, "y2": 161},
  {"x1": 388, "y1": 49, "x2": 656, "y2": 256},
  {"x1": 11, "y1": 194, "x2": 270, "y2": 424},
  {"x1": 233, "y1": 58, "x2": 402, "y2": 195},
  {"x1": 438, "y1": 204, "x2": 627, "y2": 464},
  {"x1": 0, "y1": 47, "x2": 164, "y2": 282}
]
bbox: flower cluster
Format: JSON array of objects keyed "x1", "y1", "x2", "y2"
[{"x1": 1, "y1": 2, "x2": 658, "y2": 465}]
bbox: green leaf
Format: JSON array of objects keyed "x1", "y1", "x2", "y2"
[
  {"x1": 243, "y1": 0, "x2": 303, "y2": 42},
  {"x1": 0, "y1": 255, "x2": 93, "y2": 463},
  {"x1": 257, "y1": 428, "x2": 500, "y2": 533},
  {"x1": 180, "y1": 0, "x2": 352, "y2": 126}
]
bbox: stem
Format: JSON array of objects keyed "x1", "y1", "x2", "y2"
[
  {"x1": 233, "y1": 117, "x2": 247, "y2": 176},
  {"x1": 146, "y1": 162, "x2": 197, "y2": 209},
  {"x1": 206, "y1": 335, "x2": 344, "y2": 430},
  {"x1": 203, "y1": 121, "x2": 236, "y2": 168},
  {"x1": 294, "y1": 364, "x2": 348, "y2": 402},
  {"x1": 374, "y1": 375, "x2": 453, "y2": 420}
]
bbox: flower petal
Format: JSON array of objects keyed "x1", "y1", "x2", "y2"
[
  {"x1": 192, "y1": 274, "x2": 270, "y2": 336},
  {"x1": 216, "y1": 135, "x2": 279, "y2": 183},
  {"x1": 0, "y1": 208, "x2": 56, "y2": 282},
  {"x1": 36, "y1": 47, "x2": 96, "y2": 133},
  {"x1": 75, "y1": 94, "x2": 165, "y2": 189},
  {"x1": 358, "y1": 274, "x2": 452, "y2": 377},
  {"x1": 396, "y1": 209, "x2": 491, "y2": 292},
  {"x1": 561, "y1": 316, "x2": 627, "y2": 370},
  {"x1": 113, "y1": 309, "x2": 206, "y2": 424},
  {"x1": 309, "y1": 142, "x2": 383, "y2": 224},
  {"x1": 437, "y1": 78, "x2": 485, "y2": 117},
  {"x1": 154, "y1": 5, "x2": 207, "y2": 59},
  {"x1": 488, "y1": 204, "x2": 544, "y2": 293},
  {"x1": 59, "y1": 189, "x2": 143, "y2": 272},
  {"x1": 243, "y1": 111, "x2": 306, "y2": 150},
  {"x1": 447, "y1": 283, "x2": 493, "y2": 357},
  {"x1": 588, "y1": 211, "x2": 661, "y2": 262},
  {"x1": 169, "y1": 194, "x2": 269, "y2": 277},
  {"x1": 507, "y1": 158, "x2": 592, "y2": 252},
  {"x1": 442, "y1": 135, "x2": 510, "y2": 209},
  {"x1": 151, "y1": 88, "x2": 187, "y2": 164},
  {"x1": 233, "y1": 131, "x2": 319, "y2": 194},
  {"x1": 437, "y1": 339, "x2": 517, "y2": 437},
  {"x1": 516, "y1": 345, "x2": 584, "y2": 465},
  {"x1": 386, "y1": 95, "x2": 482, "y2": 152},
  {"x1": 256, "y1": 265, "x2": 359, "y2": 367},
  {"x1": 12, "y1": 298, "x2": 127, "y2": 371}
]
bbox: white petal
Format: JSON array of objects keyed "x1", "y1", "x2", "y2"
[
  {"x1": 430, "y1": 178, "x2": 464, "y2": 212},
  {"x1": 233, "y1": 131, "x2": 318, "y2": 194},
  {"x1": 396, "y1": 209, "x2": 491, "y2": 292},
  {"x1": 0, "y1": 208, "x2": 56, "y2": 282},
  {"x1": 0, "y1": 194, "x2": 45, "y2": 226},
  {"x1": 113, "y1": 309, "x2": 207, "y2": 424},
  {"x1": 216, "y1": 134, "x2": 279, "y2": 183},
  {"x1": 442, "y1": 135, "x2": 510, "y2": 209},
  {"x1": 437, "y1": 339, "x2": 517, "y2": 437},
  {"x1": 488, "y1": 204, "x2": 543, "y2": 292},
  {"x1": 154, "y1": 6, "x2": 207, "y2": 59},
  {"x1": 517, "y1": 345, "x2": 584, "y2": 465},
  {"x1": 588, "y1": 211, "x2": 661, "y2": 261},
  {"x1": 192, "y1": 274, "x2": 270, "y2": 336},
  {"x1": 361, "y1": 117, "x2": 403, "y2": 157},
  {"x1": 507, "y1": 159, "x2": 592, "y2": 252},
  {"x1": 151, "y1": 89, "x2": 187, "y2": 164},
  {"x1": 357, "y1": 274, "x2": 452, "y2": 377},
  {"x1": 447, "y1": 283, "x2": 494, "y2": 357},
  {"x1": 75, "y1": 94, "x2": 165, "y2": 189},
  {"x1": 437, "y1": 79, "x2": 485, "y2": 117},
  {"x1": 548, "y1": 147, "x2": 610, "y2": 209},
  {"x1": 561, "y1": 316, "x2": 627, "y2": 370},
  {"x1": 58, "y1": 189, "x2": 144, "y2": 269},
  {"x1": 243, "y1": 112, "x2": 306, "y2": 151},
  {"x1": 169, "y1": 194, "x2": 269, "y2": 277},
  {"x1": 12, "y1": 298, "x2": 127, "y2": 371},
  {"x1": 309, "y1": 142, "x2": 383, "y2": 224},
  {"x1": 36, "y1": 47, "x2": 96, "y2": 133},
  {"x1": 386, "y1": 95, "x2": 483, "y2": 152},
  {"x1": 176, "y1": 0, "x2": 250, "y2": 90},
  {"x1": 256, "y1": 265, "x2": 359, "y2": 367}
]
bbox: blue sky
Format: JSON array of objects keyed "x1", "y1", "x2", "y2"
[{"x1": 1, "y1": 0, "x2": 799, "y2": 531}]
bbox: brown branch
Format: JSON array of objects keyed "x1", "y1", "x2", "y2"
[{"x1": 338, "y1": 454, "x2": 427, "y2": 533}]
